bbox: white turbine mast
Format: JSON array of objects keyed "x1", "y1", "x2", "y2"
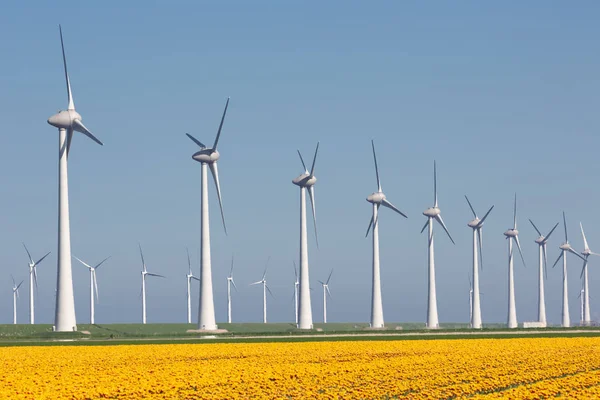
[
  {"x1": 22, "y1": 243, "x2": 50, "y2": 325},
  {"x1": 503, "y1": 194, "x2": 526, "y2": 329},
  {"x1": 250, "y1": 257, "x2": 274, "y2": 323},
  {"x1": 186, "y1": 98, "x2": 229, "y2": 331},
  {"x1": 468, "y1": 274, "x2": 473, "y2": 327},
  {"x1": 529, "y1": 219, "x2": 559, "y2": 326},
  {"x1": 138, "y1": 244, "x2": 165, "y2": 324},
  {"x1": 226, "y1": 254, "x2": 238, "y2": 324},
  {"x1": 421, "y1": 161, "x2": 454, "y2": 329},
  {"x1": 185, "y1": 248, "x2": 200, "y2": 324},
  {"x1": 465, "y1": 196, "x2": 494, "y2": 329},
  {"x1": 292, "y1": 261, "x2": 299, "y2": 324},
  {"x1": 73, "y1": 255, "x2": 110, "y2": 324},
  {"x1": 11, "y1": 275, "x2": 24, "y2": 325},
  {"x1": 579, "y1": 222, "x2": 599, "y2": 326},
  {"x1": 551, "y1": 212, "x2": 585, "y2": 327},
  {"x1": 292, "y1": 142, "x2": 320, "y2": 329},
  {"x1": 318, "y1": 270, "x2": 333, "y2": 323},
  {"x1": 47, "y1": 26, "x2": 103, "y2": 332}
]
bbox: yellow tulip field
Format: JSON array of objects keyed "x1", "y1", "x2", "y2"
[{"x1": 2, "y1": 337, "x2": 600, "y2": 399}]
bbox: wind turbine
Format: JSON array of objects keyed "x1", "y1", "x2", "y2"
[
  {"x1": 364, "y1": 141, "x2": 407, "y2": 329},
  {"x1": 73, "y1": 255, "x2": 110, "y2": 324},
  {"x1": 292, "y1": 142, "x2": 320, "y2": 329},
  {"x1": 551, "y1": 212, "x2": 585, "y2": 328},
  {"x1": 11, "y1": 276, "x2": 24, "y2": 325},
  {"x1": 503, "y1": 194, "x2": 526, "y2": 329},
  {"x1": 421, "y1": 161, "x2": 454, "y2": 329},
  {"x1": 293, "y1": 261, "x2": 299, "y2": 324},
  {"x1": 22, "y1": 243, "x2": 50, "y2": 325},
  {"x1": 226, "y1": 254, "x2": 237, "y2": 324},
  {"x1": 186, "y1": 98, "x2": 229, "y2": 331},
  {"x1": 47, "y1": 26, "x2": 103, "y2": 332},
  {"x1": 185, "y1": 248, "x2": 200, "y2": 324},
  {"x1": 319, "y1": 270, "x2": 333, "y2": 323},
  {"x1": 465, "y1": 196, "x2": 493, "y2": 329},
  {"x1": 529, "y1": 219, "x2": 559, "y2": 326},
  {"x1": 250, "y1": 257, "x2": 273, "y2": 323},
  {"x1": 138, "y1": 244, "x2": 165, "y2": 324},
  {"x1": 579, "y1": 223, "x2": 599, "y2": 326}
]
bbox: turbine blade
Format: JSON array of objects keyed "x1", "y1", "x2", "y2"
[
  {"x1": 139, "y1": 243, "x2": 146, "y2": 272},
  {"x1": 293, "y1": 260, "x2": 298, "y2": 280},
  {"x1": 231, "y1": 279, "x2": 238, "y2": 291},
  {"x1": 185, "y1": 133, "x2": 206, "y2": 149},
  {"x1": 59, "y1": 25, "x2": 75, "y2": 111},
  {"x1": 73, "y1": 255, "x2": 93, "y2": 269},
  {"x1": 22, "y1": 243, "x2": 33, "y2": 264},
  {"x1": 318, "y1": 280, "x2": 325, "y2": 285},
  {"x1": 186, "y1": 247, "x2": 192, "y2": 275},
  {"x1": 529, "y1": 219, "x2": 542, "y2": 237},
  {"x1": 35, "y1": 252, "x2": 51, "y2": 266},
  {"x1": 33, "y1": 268, "x2": 38, "y2": 292},
  {"x1": 552, "y1": 251, "x2": 564, "y2": 268},
  {"x1": 543, "y1": 244, "x2": 548, "y2": 280},
  {"x1": 420, "y1": 218, "x2": 429, "y2": 234},
  {"x1": 326, "y1": 285, "x2": 332, "y2": 298},
  {"x1": 308, "y1": 186, "x2": 319, "y2": 248},
  {"x1": 146, "y1": 273, "x2": 165, "y2": 278},
  {"x1": 297, "y1": 150, "x2": 307, "y2": 172},
  {"x1": 229, "y1": 254, "x2": 235, "y2": 276},
  {"x1": 465, "y1": 195, "x2": 477, "y2": 218},
  {"x1": 93, "y1": 270, "x2": 99, "y2": 303},
  {"x1": 66, "y1": 127, "x2": 74, "y2": 157},
  {"x1": 371, "y1": 140, "x2": 381, "y2": 191},
  {"x1": 513, "y1": 193, "x2": 517, "y2": 230},
  {"x1": 435, "y1": 214, "x2": 455, "y2": 245},
  {"x1": 568, "y1": 248, "x2": 586, "y2": 261},
  {"x1": 381, "y1": 198, "x2": 408, "y2": 218},
  {"x1": 544, "y1": 222, "x2": 560, "y2": 242},
  {"x1": 94, "y1": 256, "x2": 111, "y2": 270},
  {"x1": 479, "y1": 205, "x2": 494, "y2": 225},
  {"x1": 209, "y1": 162, "x2": 227, "y2": 235},
  {"x1": 477, "y1": 228, "x2": 484, "y2": 270},
  {"x1": 73, "y1": 119, "x2": 103, "y2": 146},
  {"x1": 433, "y1": 161, "x2": 438, "y2": 207},
  {"x1": 581, "y1": 258, "x2": 587, "y2": 279},
  {"x1": 250, "y1": 281, "x2": 262, "y2": 286},
  {"x1": 326, "y1": 269, "x2": 333, "y2": 285},
  {"x1": 212, "y1": 97, "x2": 230, "y2": 150},
  {"x1": 365, "y1": 215, "x2": 374, "y2": 238},
  {"x1": 266, "y1": 285, "x2": 275, "y2": 299},
  {"x1": 514, "y1": 236, "x2": 526, "y2": 267},
  {"x1": 191, "y1": 276, "x2": 200, "y2": 281},
  {"x1": 581, "y1": 222, "x2": 590, "y2": 251},
  {"x1": 563, "y1": 211, "x2": 568, "y2": 242},
  {"x1": 11, "y1": 274, "x2": 15, "y2": 287},
  {"x1": 262, "y1": 256, "x2": 271, "y2": 281},
  {"x1": 17, "y1": 280, "x2": 24, "y2": 291},
  {"x1": 309, "y1": 142, "x2": 319, "y2": 177}
]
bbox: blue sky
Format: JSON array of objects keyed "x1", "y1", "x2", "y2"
[{"x1": 1, "y1": 2, "x2": 600, "y2": 326}]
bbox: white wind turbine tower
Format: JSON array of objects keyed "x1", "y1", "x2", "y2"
[
  {"x1": 528, "y1": 219, "x2": 559, "y2": 326},
  {"x1": 11, "y1": 276, "x2": 24, "y2": 325},
  {"x1": 579, "y1": 285, "x2": 585, "y2": 324},
  {"x1": 421, "y1": 161, "x2": 454, "y2": 329},
  {"x1": 503, "y1": 194, "x2": 527, "y2": 329},
  {"x1": 293, "y1": 261, "x2": 299, "y2": 324},
  {"x1": 186, "y1": 98, "x2": 229, "y2": 331},
  {"x1": 465, "y1": 196, "x2": 493, "y2": 329},
  {"x1": 468, "y1": 274, "x2": 473, "y2": 325},
  {"x1": 47, "y1": 26, "x2": 103, "y2": 332},
  {"x1": 185, "y1": 248, "x2": 200, "y2": 324},
  {"x1": 292, "y1": 142, "x2": 320, "y2": 329},
  {"x1": 551, "y1": 212, "x2": 585, "y2": 328},
  {"x1": 319, "y1": 270, "x2": 333, "y2": 323},
  {"x1": 22, "y1": 243, "x2": 50, "y2": 325},
  {"x1": 579, "y1": 223, "x2": 599, "y2": 326},
  {"x1": 226, "y1": 255, "x2": 238, "y2": 324},
  {"x1": 250, "y1": 257, "x2": 274, "y2": 324},
  {"x1": 73, "y1": 255, "x2": 110, "y2": 324},
  {"x1": 138, "y1": 244, "x2": 165, "y2": 324}
]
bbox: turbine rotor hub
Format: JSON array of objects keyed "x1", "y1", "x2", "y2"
[
  {"x1": 467, "y1": 218, "x2": 480, "y2": 228},
  {"x1": 504, "y1": 229, "x2": 518, "y2": 237},
  {"x1": 366, "y1": 191, "x2": 386, "y2": 204},
  {"x1": 423, "y1": 207, "x2": 440, "y2": 217},
  {"x1": 192, "y1": 149, "x2": 220, "y2": 163},
  {"x1": 292, "y1": 173, "x2": 317, "y2": 187},
  {"x1": 535, "y1": 236, "x2": 545, "y2": 244},
  {"x1": 559, "y1": 243, "x2": 572, "y2": 251}
]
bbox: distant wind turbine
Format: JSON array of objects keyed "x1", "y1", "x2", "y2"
[
  {"x1": 503, "y1": 194, "x2": 526, "y2": 329},
  {"x1": 22, "y1": 243, "x2": 50, "y2": 325},
  {"x1": 465, "y1": 196, "x2": 493, "y2": 329},
  {"x1": 138, "y1": 244, "x2": 165, "y2": 324},
  {"x1": 552, "y1": 212, "x2": 585, "y2": 328},
  {"x1": 529, "y1": 219, "x2": 559, "y2": 326},
  {"x1": 250, "y1": 257, "x2": 274, "y2": 323},
  {"x1": 185, "y1": 248, "x2": 200, "y2": 324},
  {"x1": 421, "y1": 161, "x2": 454, "y2": 329},
  {"x1": 186, "y1": 98, "x2": 230, "y2": 331},
  {"x1": 292, "y1": 142, "x2": 320, "y2": 329},
  {"x1": 579, "y1": 223, "x2": 599, "y2": 326},
  {"x1": 73, "y1": 255, "x2": 110, "y2": 324},
  {"x1": 319, "y1": 270, "x2": 333, "y2": 323},
  {"x1": 11, "y1": 276, "x2": 24, "y2": 325},
  {"x1": 226, "y1": 254, "x2": 238, "y2": 324}
]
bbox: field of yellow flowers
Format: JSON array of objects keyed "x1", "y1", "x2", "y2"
[{"x1": 2, "y1": 337, "x2": 600, "y2": 399}]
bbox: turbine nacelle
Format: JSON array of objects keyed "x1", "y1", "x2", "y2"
[
  {"x1": 535, "y1": 236, "x2": 546, "y2": 244},
  {"x1": 47, "y1": 110, "x2": 83, "y2": 129},
  {"x1": 504, "y1": 229, "x2": 519, "y2": 237},
  {"x1": 366, "y1": 191, "x2": 386, "y2": 204},
  {"x1": 292, "y1": 172, "x2": 317, "y2": 187},
  {"x1": 467, "y1": 218, "x2": 481, "y2": 228},
  {"x1": 423, "y1": 207, "x2": 441, "y2": 218},
  {"x1": 192, "y1": 149, "x2": 220, "y2": 164},
  {"x1": 559, "y1": 242, "x2": 574, "y2": 251}
]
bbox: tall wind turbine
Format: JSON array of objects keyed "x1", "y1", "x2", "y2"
[
  {"x1": 292, "y1": 142, "x2": 320, "y2": 329},
  {"x1": 421, "y1": 161, "x2": 454, "y2": 329},
  {"x1": 139, "y1": 244, "x2": 165, "y2": 324},
  {"x1": 293, "y1": 261, "x2": 299, "y2": 324},
  {"x1": 551, "y1": 212, "x2": 585, "y2": 328},
  {"x1": 250, "y1": 257, "x2": 273, "y2": 323},
  {"x1": 47, "y1": 26, "x2": 103, "y2": 332},
  {"x1": 186, "y1": 98, "x2": 229, "y2": 331},
  {"x1": 11, "y1": 276, "x2": 24, "y2": 325},
  {"x1": 226, "y1": 254, "x2": 237, "y2": 324},
  {"x1": 22, "y1": 243, "x2": 50, "y2": 324},
  {"x1": 185, "y1": 248, "x2": 200, "y2": 324},
  {"x1": 579, "y1": 223, "x2": 599, "y2": 326},
  {"x1": 529, "y1": 219, "x2": 559, "y2": 326},
  {"x1": 465, "y1": 196, "x2": 493, "y2": 329},
  {"x1": 365, "y1": 141, "x2": 407, "y2": 328},
  {"x1": 319, "y1": 270, "x2": 333, "y2": 323},
  {"x1": 503, "y1": 194, "x2": 526, "y2": 329},
  {"x1": 73, "y1": 255, "x2": 110, "y2": 324}
]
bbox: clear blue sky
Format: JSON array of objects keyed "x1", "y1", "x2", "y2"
[{"x1": 1, "y1": 2, "x2": 599, "y2": 326}]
